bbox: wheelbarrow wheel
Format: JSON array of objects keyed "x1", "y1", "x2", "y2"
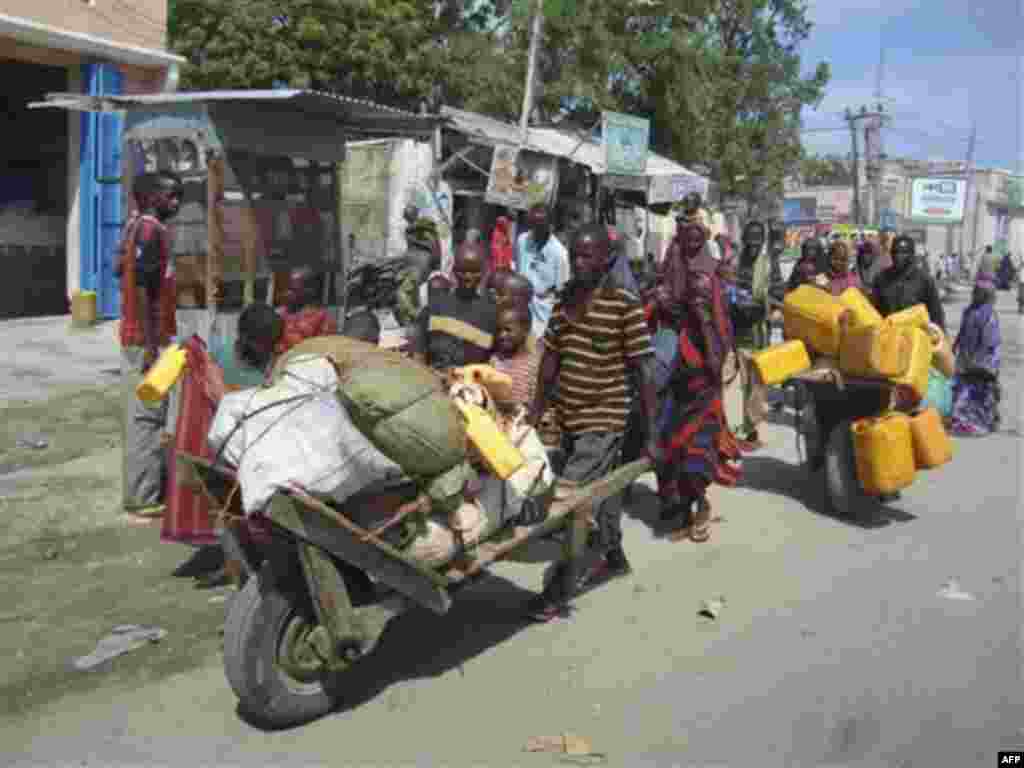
[
  {"x1": 823, "y1": 418, "x2": 881, "y2": 521},
  {"x1": 223, "y1": 575, "x2": 341, "y2": 728},
  {"x1": 789, "y1": 382, "x2": 822, "y2": 473}
]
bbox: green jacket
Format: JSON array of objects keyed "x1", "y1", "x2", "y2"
[{"x1": 395, "y1": 266, "x2": 422, "y2": 327}]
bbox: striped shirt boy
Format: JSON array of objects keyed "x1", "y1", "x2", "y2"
[{"x1": 543, "y1": 286, "x2": 654, "y2": 435}]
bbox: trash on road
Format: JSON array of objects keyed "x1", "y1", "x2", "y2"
[
  {"x1": 699, "y1": 596, "x2": 726, "y2": 619},
  {"x1": 72, "y1": 625, "x2": 168, "y2": 670},
  {"x1": 525, "y1": 733, "x2": 602, "y2": 758},
  {"x1": 937, "y1": 579, "x2": 975, "y2": 602},
  {"x1": 15, "y1": 433, "x2": 48, "y2": 450},
  {"x1": 208, "y1": 594, "x2": 228, "y2": 604}
]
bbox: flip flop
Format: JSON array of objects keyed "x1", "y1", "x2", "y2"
[
  {"x1": 689, "y1": 499, "x2": 712, "y2": 543},
  {"x1": 123, "y1": 504, "x2": 165, "y2": 519}
]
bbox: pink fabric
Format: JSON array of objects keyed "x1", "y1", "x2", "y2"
[
  {"x1": 161, "y1": 336, "x2": 224, "y2": 546},
  {"x1": 490, "y1": 217, "x2": 514, "y2": 272},
  {"x1": 490, "y1": 337, "x2": 541, "y2": 407},
  {"x1": 828, "y1": 271, "x2": 863, "y2": 296}
]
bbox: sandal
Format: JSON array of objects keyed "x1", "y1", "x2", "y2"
[{"x1": 689, "y1": 498, "x2": 711, "y2": 543}]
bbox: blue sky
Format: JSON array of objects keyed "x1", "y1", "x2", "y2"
[{"x1": 798, "y1": 0, "x2": 1022, "y2": 172}]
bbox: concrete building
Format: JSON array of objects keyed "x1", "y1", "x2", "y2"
[
  {"x1": 786, "y1": 157, "x2": 1024, "y2": 265},
  {"x1": 1, "y1": 4, "x2": 183, "y2": 319}
]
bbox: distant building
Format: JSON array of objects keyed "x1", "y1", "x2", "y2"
[
  {"x1": 785, "y1": 157, "x2": 1024, "y2": 265},
  {"x1": 1, "y1": 4, "x2": 183, "y2": 319}
]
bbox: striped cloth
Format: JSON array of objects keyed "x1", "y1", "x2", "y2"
[
  {"x1": 161, "y1": 336, "x2": 223, "y2": 546},
  {"x1": 543, "y1": 286, "x2": 653, "y2": 434},
  {"x1": 490, "y1": 335, "x2": 541, "y2": 408},
  {"x1": 118, "y1": 212, "x2": 177, "y2": 349}
]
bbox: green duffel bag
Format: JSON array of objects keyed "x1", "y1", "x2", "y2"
[
  {"x1": 425, "y1": 461, "x2": 474, "y2": 516},
  {"x1": 339, "y1": 358, "x2": 467, "y2": 478}
]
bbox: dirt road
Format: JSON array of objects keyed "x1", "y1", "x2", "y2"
[{"x1": 2, "y1": 297, "x2": 1021, "y2": 766}]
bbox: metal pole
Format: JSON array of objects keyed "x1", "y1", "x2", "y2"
[
  {"x1": 847, "y1": 109, "x2": 862, "y2": 229},
  {"x1": 519, "y1": 0, "x2": 544, "y2": 144}
]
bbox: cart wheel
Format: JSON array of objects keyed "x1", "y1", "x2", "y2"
[
  {"x1": 823, "y1": 418, "x2": 881, "y2": 521},
  {"x1": 791, "y1": 385, "x2": 822, "y2": 473},
  {"x1": 223, "y1": 574, "x2": 342, "y2": 728}
]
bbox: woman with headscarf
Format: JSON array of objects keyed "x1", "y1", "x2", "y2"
[
  {"x1": 949, "y1": 272, "x2": 1002, "y2": 435},
  {"x1": 653, "y1": 222, "x2": 743, "y2": 542},
  {"x1": 825, "y1": 240, "x2": 863, "y2": 296},
  {"x1": 787, "y1": 238, "x2": 829, "y2": 293}
]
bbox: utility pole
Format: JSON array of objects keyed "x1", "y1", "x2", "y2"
[
  {"x1": 959, "y1": 121, "x2": 977, "y2": 262},
  {"x1": 845, "y1": 108, "x2": 862, "y2": 229},
  {"x1": 519, "y1": 0, "x2": 544, "y2": 144}
]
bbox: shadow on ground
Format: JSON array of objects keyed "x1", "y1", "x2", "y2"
[
  {"x1": 239, "y1": 572, "x2": 542, "y2": 730},
  {"x1": 739, "y1": 455, "x2": 917, "y2": 530}
]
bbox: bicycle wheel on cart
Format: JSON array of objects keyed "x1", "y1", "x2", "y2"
[{"x1": 823, "y1": 418, "x2": 881, "y2": 521}]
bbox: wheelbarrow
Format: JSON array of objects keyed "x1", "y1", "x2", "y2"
[{"x1": 175, "y1": 451, "x2": 651, "y2": 728}]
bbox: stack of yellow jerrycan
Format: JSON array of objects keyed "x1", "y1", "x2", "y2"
[
  {"x1": 835, "y1": 293, "x2": 953, "y2": 496},
  {"x1": 781, "y1": 285, "x2": 848, "y2": 357},
  {"x1": 838, "y1": 287, "x2": 883, "y2": 329}
]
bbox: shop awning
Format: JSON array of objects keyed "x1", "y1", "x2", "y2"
[
  {"x1": 30, "y1": 89, "x2": 445, "y2": 144},
  {"x1": 441, "y1": 105, "x2": 708, "y2": 203}
]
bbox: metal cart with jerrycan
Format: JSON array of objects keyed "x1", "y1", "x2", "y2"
[{"x1": 783, "y1": 364, "x2": 910, "y2": 520}]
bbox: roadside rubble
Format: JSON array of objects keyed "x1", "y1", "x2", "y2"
[{"x1": 72, "y1": 625, "x2": 168, "y2": 671}]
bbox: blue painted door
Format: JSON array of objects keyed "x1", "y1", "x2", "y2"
[{"x1": 80, "y1": 63, "x2": 124, "y2": 319}]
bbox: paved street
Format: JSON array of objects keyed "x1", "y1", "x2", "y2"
[{"x1": 2, "y1": 292, "x2": 1021, "y2": 767}]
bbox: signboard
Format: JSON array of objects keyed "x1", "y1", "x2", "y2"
[
  {"x1": 813, "y1": 187, "x2": 853, "y2": 224},
  {"x1": 647, "y1": 173, "x2": 708, "y2": 204},
  {"x1": 783, "y1": 196, "x2": 817, "y2": 225},
  {"x1": 602, "y1": 111, "x2": 650, "y2": 176},
  {"x1": 484, "y1": 145, "x2": 559, "y2": 211},
  {"x1": 602, "y1": 174, "x2": 649, "y2": 195},
  {"x1": 908, "y1": 177, "x2": 966, "y2": 224}
]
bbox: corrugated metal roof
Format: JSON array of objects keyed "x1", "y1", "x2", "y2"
[
  {"x1": 441, "y1": 105, "x2": 698, "y2": 178},
  {"x1": 30, "y1": 89, "x2": 442, "y2": 134}
]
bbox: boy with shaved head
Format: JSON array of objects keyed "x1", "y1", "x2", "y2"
[{"x1": 417, "y1": 242, "x2": 498, "y2": 370}]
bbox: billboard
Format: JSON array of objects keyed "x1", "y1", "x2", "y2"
[
  {"x1": 602, "y1": 111, "x2": 650, "y2": 175},
  {"x1": 783, "y1": 196, "x2": 817, "y2": 224},
  {"x1": 908, "y1": 177, "x2": 967, "y2": 224},
  {"x1": 647, "y1": 173, "x2": 708, "y2": 204},
  {"x1": 484, "y1": 145, "x2": 559, "y2": 211}
]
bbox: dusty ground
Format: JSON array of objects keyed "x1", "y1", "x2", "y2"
[{"x1": 1, "y1": 297, "x2": 1021, "y2": 767}]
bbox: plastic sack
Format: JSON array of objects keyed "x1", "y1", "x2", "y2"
[
  {"x1": 920, "y1": 368, "x2": 953, "y2": 419},
  {"x1": 477, "y1": 423, "x2": 555, "y2": 525},
  {"x1": 208, "y1": 356, "x2": 404, "y2": 514}
]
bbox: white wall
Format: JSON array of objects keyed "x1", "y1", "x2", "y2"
[{"x1": 65, "y1": 64, "x2": 81, "y2": 300}]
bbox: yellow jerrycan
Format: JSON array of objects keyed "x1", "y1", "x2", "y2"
[{"x1": 136, "y1": 344, "x2": 188, "y2": 405}]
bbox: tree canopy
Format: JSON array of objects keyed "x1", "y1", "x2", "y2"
[
  {"x1": 168, "y1": 0, "x2": 830, "y2": 208},
  {"x1": 798, "y1": 154, "x2": 854, "y2": 187}
]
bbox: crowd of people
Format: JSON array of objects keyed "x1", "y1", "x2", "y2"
[{"x1": 114, "y1": 168, "x2": 1004, "y2": 616}]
